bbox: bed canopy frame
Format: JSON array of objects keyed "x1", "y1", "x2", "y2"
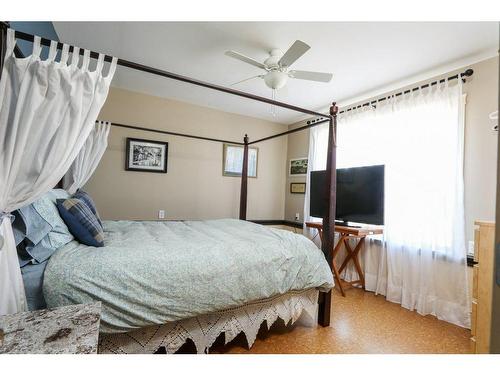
[
  {"x1": 0, "y1": 23, "x2": 337, "y2": 326},
  {"x1": 0, "y1": 22, "x2": 475, "y2": 328}
]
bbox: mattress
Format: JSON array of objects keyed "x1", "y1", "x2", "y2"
[{"x1": 43, "y1": 219, "x2": 334, "y2": 333}]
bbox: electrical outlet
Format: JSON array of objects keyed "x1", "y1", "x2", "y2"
[
  {"x1": 295, "y1": 213, "x2": 300, "y2": 221},
  {"x1": 158, "y1": 210, "x2": 165, "y2": 219}
]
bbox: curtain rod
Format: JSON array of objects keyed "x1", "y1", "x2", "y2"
[
  {"x1": 298, "y1": 68, "x2": 474, "y2": 125},
  {"x1": 251, "y1": 68, "x2": 474, "y2": 144},
  {"x1": 338, "y1": 68, "x2": 474, "y2": 116},
  {"x1": 4, "y1": 24, "x2": 330, "y2": 120},
  {"x1": 105, "y1": 121, "x2": 244, "y2": 145}
]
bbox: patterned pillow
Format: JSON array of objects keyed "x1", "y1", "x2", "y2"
[
  {"x1": 31, "y1": 190, "x2": 74, "y2": 250},
  {"x1": 13, "y1": 190, "x2": 74, "y2": 266},
  {"x1": 56, "y1": 198, "x2": 104, "y2": 247},
  {"x1": 73, "y1": 190, "x2": 102, "y2": 226}
]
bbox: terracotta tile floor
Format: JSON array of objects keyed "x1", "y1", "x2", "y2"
[{"x1": 207, "y1": 289, "x2": 471, "y2": 354}]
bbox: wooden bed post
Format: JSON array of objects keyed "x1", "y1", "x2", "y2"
[
  {"x1": 239, "y1": 134, "x2": 249, "y2": 220},
  {"x1": 318, "y1": 102, "x2": 338, "y2": 327}
]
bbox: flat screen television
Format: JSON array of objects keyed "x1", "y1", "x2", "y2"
[{"x1": 310, "y1": 165, "x2": 384, "y2": 225}]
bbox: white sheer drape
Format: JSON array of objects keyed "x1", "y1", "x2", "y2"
[
  {"x1": 0, "y1": 29, "x2": 116, "y2": 315},
  {"x1": 63, "y1": 121, "x2": 111, "y2": 194},
  {"x1": 304, "y1": 80, "x2": 470, "y2": 327},
  {"x1": 303, "y1": 122, "x2": 329, "y2": 244}
]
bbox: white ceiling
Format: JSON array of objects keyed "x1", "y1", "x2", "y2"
[{"x1": 53, "y1": 22, "x2": 498, "y2": 124}]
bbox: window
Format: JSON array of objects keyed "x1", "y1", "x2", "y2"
[{"x1": 222, "y1": 143, "x2": 258, "y2": 178}]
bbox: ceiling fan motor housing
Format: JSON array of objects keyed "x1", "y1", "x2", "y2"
[{"x1": 264, "y1": 49, "x2": 283, "y2": 69}]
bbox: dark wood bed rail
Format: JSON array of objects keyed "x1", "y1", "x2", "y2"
[
  {"x1": 1, "y1": 24, "x2": 329, "y2": 120},
  {"x1": 105, "y1": 121, "x2": 245, "y2": 145},
  {"x1": 248, "y1": 118, "x2": 330, "y2": 145}
]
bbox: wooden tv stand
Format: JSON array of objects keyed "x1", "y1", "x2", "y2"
[{"x1": 305, "y1": 221, "x2": 383, "y2": 297}]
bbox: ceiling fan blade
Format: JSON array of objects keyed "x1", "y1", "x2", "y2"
[
  {"x1": 289, "y1": 70, "x2": 333, "y2": 83},
  {"x1": 231, "y1": 75, "x2": 264, "y2": 86},
  {"x1": 278, "y1": 40, "x2": 310, "y2": 68},
  {"x1": 225, "y1": 50, "x2": 267, "y2": 70}
]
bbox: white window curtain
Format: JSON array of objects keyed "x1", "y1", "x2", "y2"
[
  {"x1": 0, "y1": 29, "x2": 117, "y2": 315},
  {"x1": 304, "y1": 79, "x2": 470, "y2": 327},
  {"x1": 63, "y1": 121, "x2": 111, "y2": 194},
  {"x1": 303, "y1": 120, "x2": 329, "y2": 246}
]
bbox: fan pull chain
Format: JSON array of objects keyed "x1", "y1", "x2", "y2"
[{"x1": 271, "y1": 89, "x2": 278, "y2": 117}]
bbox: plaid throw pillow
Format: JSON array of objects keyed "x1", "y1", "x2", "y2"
[
  {"x1": 73, "y1": 190, "x2": 102, "y2": 226},
  {"x1": 56, "y1": 198, "x2": 104, "y2": 247}
]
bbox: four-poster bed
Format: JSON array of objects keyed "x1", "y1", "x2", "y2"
[{"x1": 0, "y1": 23, "x2": 337, "y2": 354}]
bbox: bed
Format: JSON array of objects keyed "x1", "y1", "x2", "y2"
[
  {"x1": 3, "y1": 26, "x2": 340, "y2": 332},
  {"x1": 42, "y1": 218, "x2": 334, "y2": 353}
]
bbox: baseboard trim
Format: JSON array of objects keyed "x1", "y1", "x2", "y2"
[{"x1": 251, "y1": 219, "x2": 303, "y2": 229}]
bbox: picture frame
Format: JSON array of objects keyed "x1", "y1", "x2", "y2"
[
  {"x1": 289, "y1": 158, "x2": 308, "y2": 176},
  {"x1": 125, "y1": 137, "x2": 168, "y2": 173},
  {"x1": 222, "y1": 143, "x2": 258, "y2": 178},
  {"x1": 290, "y1": 182, "x2": 306, "y2": 194}
]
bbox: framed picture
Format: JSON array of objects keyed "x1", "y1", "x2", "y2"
[
  {"x1": 125, "y1": 138, "x2": 168, "y2": 173},
  {"x1": 290, "y1": 182, "x2": 306, "y2": 194},
  {"x1": 289, "y1": 158, "x2": 308, "y2": 176},
  {"x1": 223, "y1": 143, "x2": 258, "y2": 178}
]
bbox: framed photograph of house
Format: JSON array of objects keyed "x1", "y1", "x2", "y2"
[
  {"x1": 223, "y1": 143, "x2": 258, "y2": 178},
  {"x1": 290, "y1": 182, "x2": 306, "y2": 194},
  {"x1": 125, "y1": 138, "x2": 168, "y2": 173},
  {"x1": 289, "y1": 158, "x2": 308, "y2": 176}
]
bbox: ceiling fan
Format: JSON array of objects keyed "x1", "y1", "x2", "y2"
[{"x1": 225, "y1": 40, "x2": 333, "y2": 91}]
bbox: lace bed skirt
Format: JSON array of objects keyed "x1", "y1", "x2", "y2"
[{"x1": 98, "y1": 288, "x2": 319, "y2": 354}]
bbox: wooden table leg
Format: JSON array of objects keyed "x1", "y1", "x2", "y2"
[
  {"x1": 331, "y1": 235, "x2": 346, "y2": 297},
  {"x1": 315, "y1": 227, "x2": 346, "y2": 297},
  {"x1": 306, "y1": 221, "x2": 380, "y2": 296},
  {"x1": 337, "y1": 235, "x2": 366, "y2": 290},
  {"x1": 338, "y1": 238, "x2": 354, "y2": 274},
  {"x1": 351, "y1": 237, "x2": 366, "y2": 289}
]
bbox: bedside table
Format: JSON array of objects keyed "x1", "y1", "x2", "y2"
[{"x1": 0, "y1": 302, "x2": 101, "y2": 354}]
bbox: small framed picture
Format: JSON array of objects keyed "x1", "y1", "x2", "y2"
[
  {"x1": 126, "y1": 138, "x2": 168, "y2": 173},
  {"x1": 289, "y1": 158, "x2": 308, "y2": 176},
  {"x1": 290, "y1": 182, "x2": 306, "y2": 194},
  {"x1": 223, "y1": 143, "x2": 258, "y2": 178}
]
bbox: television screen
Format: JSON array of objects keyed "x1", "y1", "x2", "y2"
[{"x1": 310, "y1": 165, "x2": 384, "y2": 225}]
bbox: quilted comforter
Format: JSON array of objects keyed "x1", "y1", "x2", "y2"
[{"x1": 43, "y1": 219, "x2": 333, "y2": 333}]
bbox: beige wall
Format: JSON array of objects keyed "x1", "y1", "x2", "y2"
[
  {"x1": 463, "y1": 57, "x2": 499, "y2": 243},
  {"x1": 285, "y1": 123, "x2": 310, "y2": 223},
  {"x1": 84, "y1": 87, "x2": 287, "y2": 221},
  {"x1": 284, "y1": 56, "x2": 499, "y2": 243}
]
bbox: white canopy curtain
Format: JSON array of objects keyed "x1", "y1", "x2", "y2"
[
  {"x1": 304, "y1": 79, "x2": 470, "y2": 327},
  {"x1": 63, "y1": 121, "x2": 111, "y2": 194},
  {"x1": 0, "y1": 29, "x2": 117, "y2": 315}
]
